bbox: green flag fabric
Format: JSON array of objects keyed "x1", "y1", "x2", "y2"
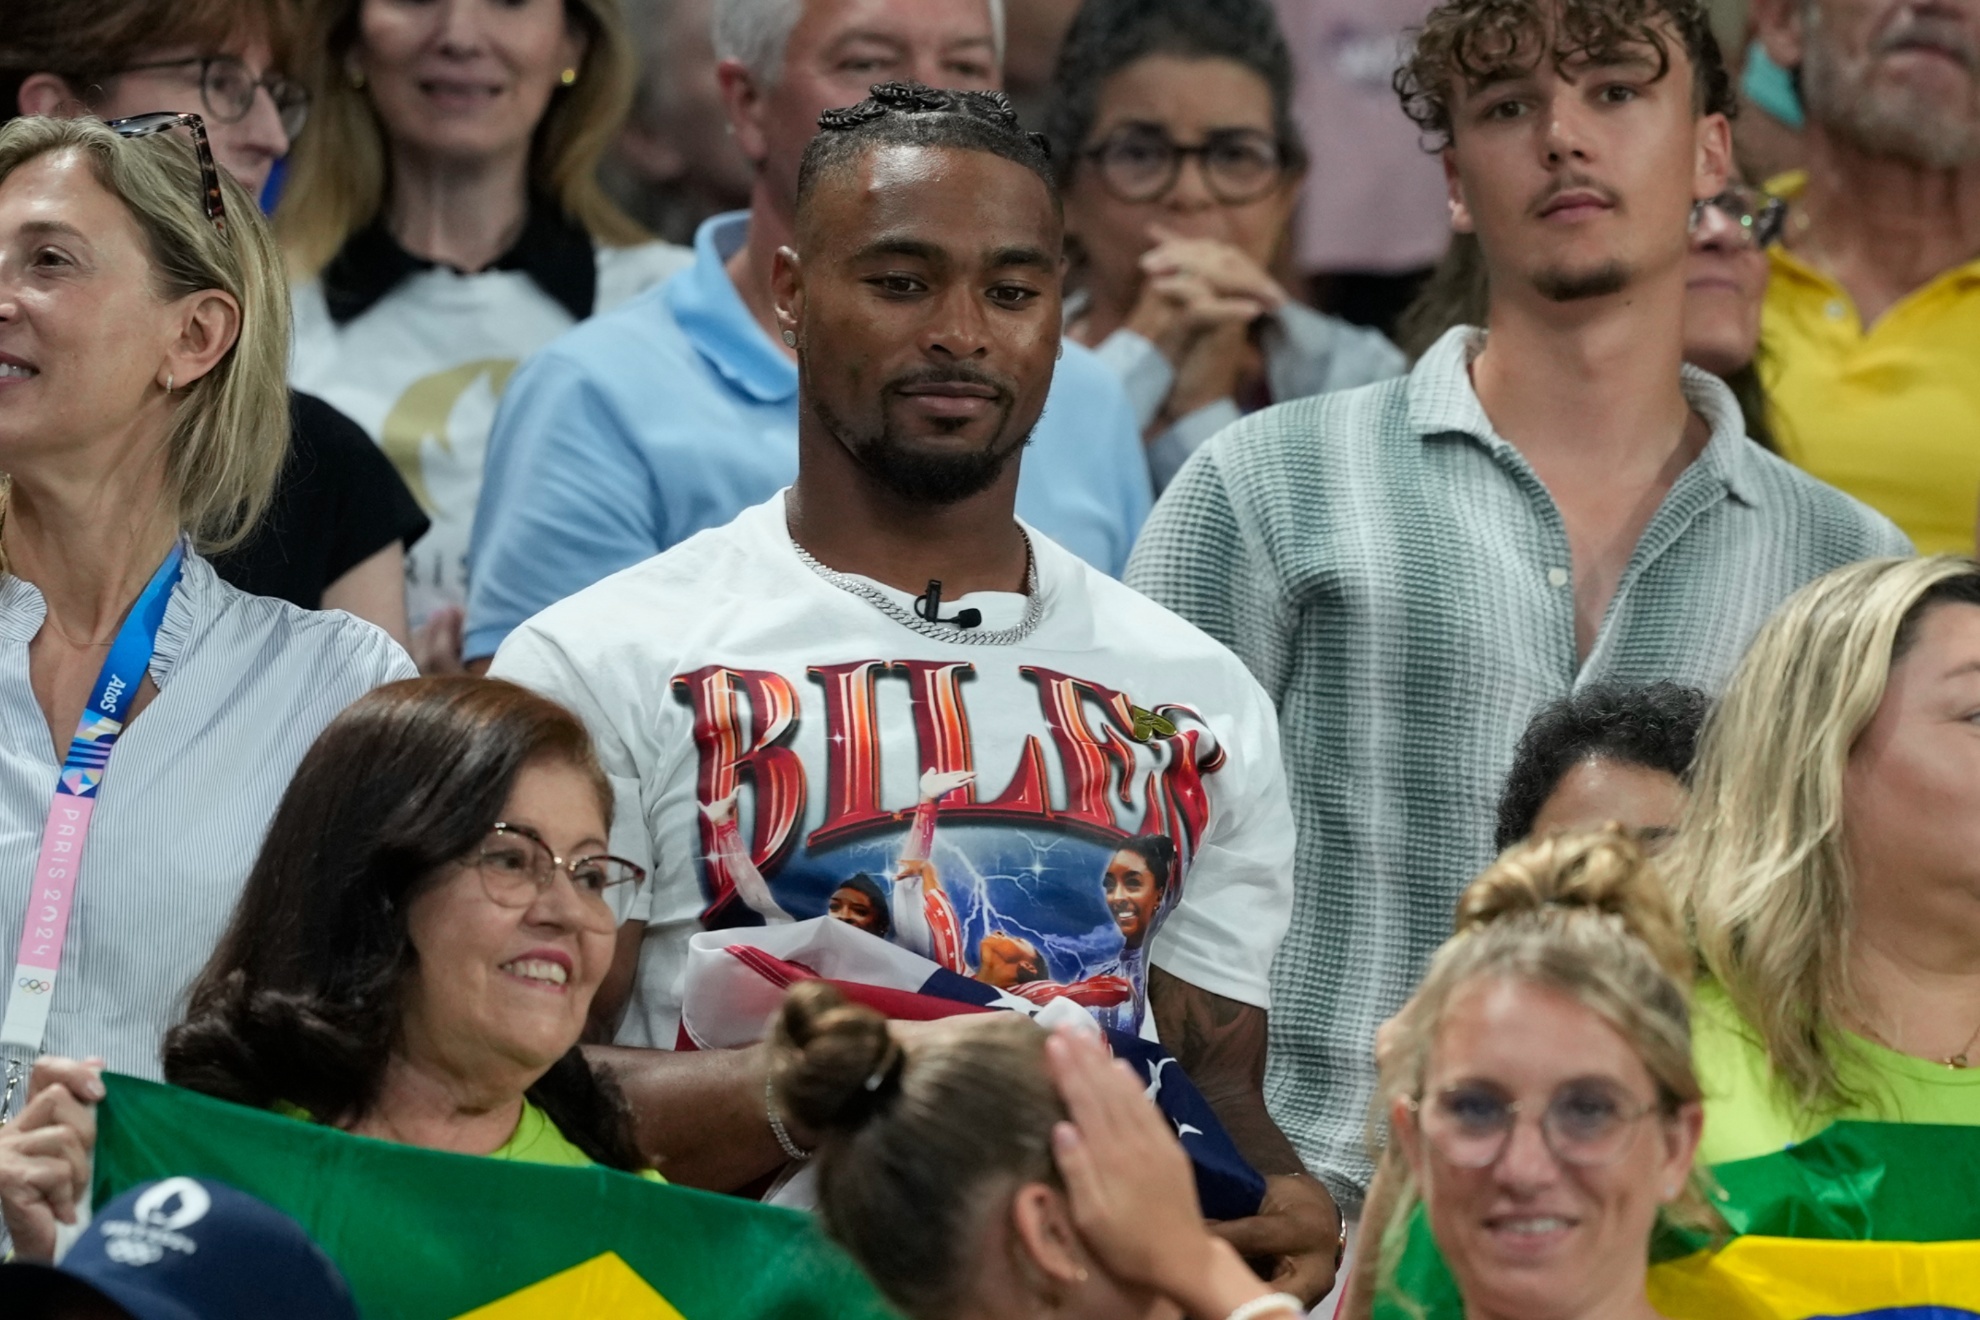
[
  {"x1": 1375, "y1": 1121, "x2": 1980, "y2": 1320},
  {"x1": 89, "y1": 1073, "x2": 900, "y2": 1320}
]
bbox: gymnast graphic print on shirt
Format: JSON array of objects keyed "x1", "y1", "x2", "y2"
[{"x1": 675, "y1": 659, "x2": 1226, "y2": 1035}]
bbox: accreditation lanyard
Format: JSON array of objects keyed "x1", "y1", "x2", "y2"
[{"x1": 0, "y1": 543, "x2": 184, "y2": 1116}]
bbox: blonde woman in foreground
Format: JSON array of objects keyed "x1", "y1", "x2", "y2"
[
  {"x1": 770, "y1": 980, "x2": 1309, "y2": 1320},
  {"x1": 1353, "y1": 830, "x2": 1712, "y2": 1320},
  {"x1": 1670, "y1": 555, "x2": 1980, "y2": 1161}
]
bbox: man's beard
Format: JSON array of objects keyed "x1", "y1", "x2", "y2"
[
  {"x1": 1802, "y1": 3, "x2": 1980, "y2": 168},
  {"x1": 1533, "y1": 259, "x2": 1631, "y2": 302},
  {"x1": 812, "y1": 366, "x2": 1032, "y2": 505}
]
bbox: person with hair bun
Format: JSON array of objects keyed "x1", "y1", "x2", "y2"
[
  {"x1": 1345, "y1": 829, "x2": 1710, "y2": 1320},
  {"x1": 0, "y1": 116, "x2": 411, "y2": 1124},
  {"x1": 0, "y1": 677, "x2": 654, "y2": 1261},
  {"x1": 1669, "y1": 555, "x2": 1980, "y2": 1163},
  {"x1": 769, "y1": 979, "x2": 1310, "y2": 1320}
]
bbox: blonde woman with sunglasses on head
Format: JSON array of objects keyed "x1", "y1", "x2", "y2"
[{"x1": 0, "y1": 116, "x2": 410, "y2": 1125}]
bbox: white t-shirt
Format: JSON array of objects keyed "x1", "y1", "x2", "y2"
[
  {"x1": 291, "y1": 240, "x2": 691, "y2": 630},
  {"x1": 492, "y1": 494, "x2": 1296, "y2": 1048}
]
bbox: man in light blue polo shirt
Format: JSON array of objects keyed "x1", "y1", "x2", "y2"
[{"x1": 463, "y1": 0, "x2": 1152, "y2": 662}]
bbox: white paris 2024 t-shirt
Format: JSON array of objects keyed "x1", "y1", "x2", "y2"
[{"x1": 491, "y1": 495, "x2": 1295, "y2": 1048}]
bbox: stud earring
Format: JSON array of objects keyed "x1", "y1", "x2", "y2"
[
  {"x1": 163, "y1": 372, "x2": 173, "y2": 393},
  {"x1": 348, "y1": 68, "x2": 367, "y2": 91},
  {"x1": 781, "y1": 329, "x2": 797, "y2": 347},
  {"x1": 560, "y1": 67, "x2": 578, "y2": 86}
]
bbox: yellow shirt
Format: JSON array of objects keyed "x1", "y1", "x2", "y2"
[
  {"x1": 1693, "y1": 982, "x2": 1980, "y2": 1166},
  {"x1": 1760, "y1": 173, "x2": 1980, "y2": 554},
  {"x1": 274, "y1": 1098, "x2": 664, "y2": 1181}
]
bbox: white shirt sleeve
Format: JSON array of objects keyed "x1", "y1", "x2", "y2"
[{"x1": 1145, "y1": 675, "x2": 1296, "y2": 1010}]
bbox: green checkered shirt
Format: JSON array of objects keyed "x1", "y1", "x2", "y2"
[{"x1": 1125, "y1": 327, "x2": 1911, "y2": 1204}]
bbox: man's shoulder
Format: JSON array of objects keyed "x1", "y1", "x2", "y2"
[
  {"x1": 1161, "y1": 373, "x2": 1416, "y2": 514},
  {"x1": 523, "y1": 274, "x2": 700, "y2": 384},
  {"x1": 499, "y1": 504, "x2": 779, "y2": 661},
  {"x1": 1730, "y1": 440, "x2": 1914, "y2": 555},
  {"x1": 1043, "y1": 336, "x2": 1132, "y2": 414}
]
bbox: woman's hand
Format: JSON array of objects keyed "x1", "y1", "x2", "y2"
[
  {"x1": 1045, "y1": 1030, "x2": 1291, "y2": 1320},
  {"x1": 1125, "y1": 227, "x2": 1285, "y2": 422},
  {"x1": 0, "y1": 1055, "x2": 104, "y2": 1262}
]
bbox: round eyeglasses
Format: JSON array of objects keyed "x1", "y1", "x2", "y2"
[
  {"x1": 1405, "y1": 1079, "x2": 1661, "y2": 1169},
  {"x1": 115, "y1": 55, "x2": 312, "y2": 141},
  {"x1": 464, "y1": 822, "x2": 644, "y2": 932},
  {"x1": 1690, "y1": 184, "x2": 1787, "y2": 250},
  {"x1": 1081, "y1": 123, "x2": 1290, "y2": 206}
]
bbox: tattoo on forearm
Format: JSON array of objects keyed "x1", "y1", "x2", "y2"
[{"x1": 1149, "y1": 967, "x2": 1305, "y2": 1176}]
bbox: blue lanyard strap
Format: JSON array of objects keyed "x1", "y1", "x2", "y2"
[{"x1": 56, "y1": 542, "x2": 185, "y2": 798}]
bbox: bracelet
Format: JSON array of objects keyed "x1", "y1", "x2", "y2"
[
  {"x1": 1224, "y1": 1292, "x2": 1304, "y2": 1320},
  {"x1": 765, "y1": 1076, "x2": 812, "y2": 1162}
]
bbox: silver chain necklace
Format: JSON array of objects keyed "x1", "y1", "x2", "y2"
[{"x1": 787, "y1": 531, "x2": 1045, "y2": 646}]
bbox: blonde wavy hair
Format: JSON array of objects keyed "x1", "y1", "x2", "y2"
[
  {"x1": 276, "y1": 0, "x2": 647, "y2": 278},
  {"x1": 0, "y1": 116, "x2": 290, "y2": 552},
  {"x1": 1667, "y1": 555, "x2": 1980, "y2": 1114},
  {"x1": 1374, "y1": 829, "x2": 1717, "y2": 1303}
]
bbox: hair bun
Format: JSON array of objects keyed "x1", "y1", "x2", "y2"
[
  {"x1": 768, "y1": 982, "x2": 904, "y2": 1138},
  {"x1": 1455, "y1": 828, "x2": 1690, "y2": 981}
]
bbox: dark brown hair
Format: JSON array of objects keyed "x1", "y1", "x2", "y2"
[
  {"x1": 163, "y1": 677, "x2": 643, "y2": 1171},
  {"x1": 1394, "y1": 0, "x2": 1734, "y2": 150},
  {"x1": 0, "y1": 0, "x2": 295, "y2": 122},
  {"x1": 770, "y1": 982, "x2": 1064, "y2": 1320}
]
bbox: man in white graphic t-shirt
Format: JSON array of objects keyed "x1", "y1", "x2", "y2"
[{"x1": 492, "y1": 82, "x2": 1340, "y2": 1300}]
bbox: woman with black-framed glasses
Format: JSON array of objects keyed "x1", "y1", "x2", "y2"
[
  {"x1": 0, "y1": 677, "x2": 659, "y2": 1261},
  {"x1": 1044, "y1": 0, "x2": 1406, "y2": 492}
]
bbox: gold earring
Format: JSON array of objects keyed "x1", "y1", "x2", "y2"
[
  {"x1": 163, "y1": 372, "x2": 173, "y2": 393},
  {"x1": 560, "y1": 67, "x2": 578, "y2": 86},
  {"x1": 348, "y1": 68, "x2": 367, "y2": 91}
]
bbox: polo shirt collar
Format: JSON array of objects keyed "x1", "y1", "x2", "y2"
[
  {"x1": 664, "y1": 211, "x2": 798, "y2": 405},
  {"x1": 320, "y1": 196, "x2": 598, "y2": 325},
  {"x1": 1405, "y1": 324, "x2": 1764, "y2": 507}
]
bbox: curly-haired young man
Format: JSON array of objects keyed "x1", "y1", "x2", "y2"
[{"x1": 1125, "y1": 0, "x2": 1910, "y2": 1246}]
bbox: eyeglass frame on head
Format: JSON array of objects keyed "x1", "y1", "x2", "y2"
[
  {"x1": 104, "y1": 111, "x2": 227, "y2": 237},
  {"x1": 464, "y1": 821, "x2": 646, "y2": 928},
  {"x1": 1080, "y1": 123, "x2": 1294, "y2": 206},
  {"x1": 1401, "y1": 1077, "x2": 1668, "y2": 1170},
  {"x1": 1690, "y1": 184, "x2": 1787, "y2": 250},
  {"x1": 112, "y1": 54, "x2": 313, "y2": 141}
]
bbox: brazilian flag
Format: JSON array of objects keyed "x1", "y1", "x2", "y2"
[
  {"x1": 1378, "y1": 1122, "x2": 1980, "y2": 1320},
  {"x1": 90, "y1": 1074, "x2": 899, "y2": 1319}
]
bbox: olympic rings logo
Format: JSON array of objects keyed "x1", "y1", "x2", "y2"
[{"x1": 15, "y1": 978, "x2": 51, "y2": 994}]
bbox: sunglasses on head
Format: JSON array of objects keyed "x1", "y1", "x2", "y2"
[{"x1": 104, "y1": 111, "x2": 227, "y2": 238}]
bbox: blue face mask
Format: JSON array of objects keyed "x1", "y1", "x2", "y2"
[{"x1": 1742, "y1": 42, "x2": 1806, "y2": 130}]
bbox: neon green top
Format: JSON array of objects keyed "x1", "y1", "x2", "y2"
[
  {"x1": 1694, "y1": 981, "x2": 1980, "y2": 1166},
  {"x1": 273, "y1": 1098, "x2": 664, "y2": 1181}
]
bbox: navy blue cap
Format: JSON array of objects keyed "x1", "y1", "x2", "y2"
[{"x1": 1, "y1": 1178, "x2": 358, "y2": 1320}]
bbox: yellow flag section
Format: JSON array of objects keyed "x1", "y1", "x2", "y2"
[
  {"x1": 1650, "y1": 1239, "x2": 1980, "y2": 1319},
  {"x1": 457, "y1": 1254, "x2": 687, "y2": 1320}
]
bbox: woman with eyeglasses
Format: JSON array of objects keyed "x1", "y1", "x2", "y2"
[
  {"x1": 1044, "y1": 0, "x2": 1406, "y2": 493},
  {"x1": 1397, "y1": 184, "x2": 1788, "y2": 449},
  {"x1": 277, "y1": 0, "x2": 689, "y2": 674},
  {"x1": 0, "y1": 114, "x2": 411, "y2": 1175},
  {"x1": 1352, "y1": 828, "x2": 1711, "y2": 1320},
  {"x1": 0, "y1": 677, "x2": 657, "y2": 1261},
  {"x1": 2, "y1": 0, "x2": 434, "y2": 647}
]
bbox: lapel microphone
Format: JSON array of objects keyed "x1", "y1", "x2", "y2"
[{"x1": 914, "y1": 579, "x2": 982, "y2": 629}]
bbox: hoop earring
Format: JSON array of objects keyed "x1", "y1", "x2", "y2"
[{"x1": 560, "y1": 67, "x2": 578, "y2": 86}]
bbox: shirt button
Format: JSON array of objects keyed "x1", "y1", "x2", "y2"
[
  {"x1": 1547, "y1": 567, "x2": 1570, "y2": 588},
  {"x1": 1825, "y1": 300, "x2": 1847, "y2": 320}
]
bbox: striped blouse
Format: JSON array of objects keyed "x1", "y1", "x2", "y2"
[{"x1": 0, "y1": 552, "x2": 414, "y2": 1083}]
